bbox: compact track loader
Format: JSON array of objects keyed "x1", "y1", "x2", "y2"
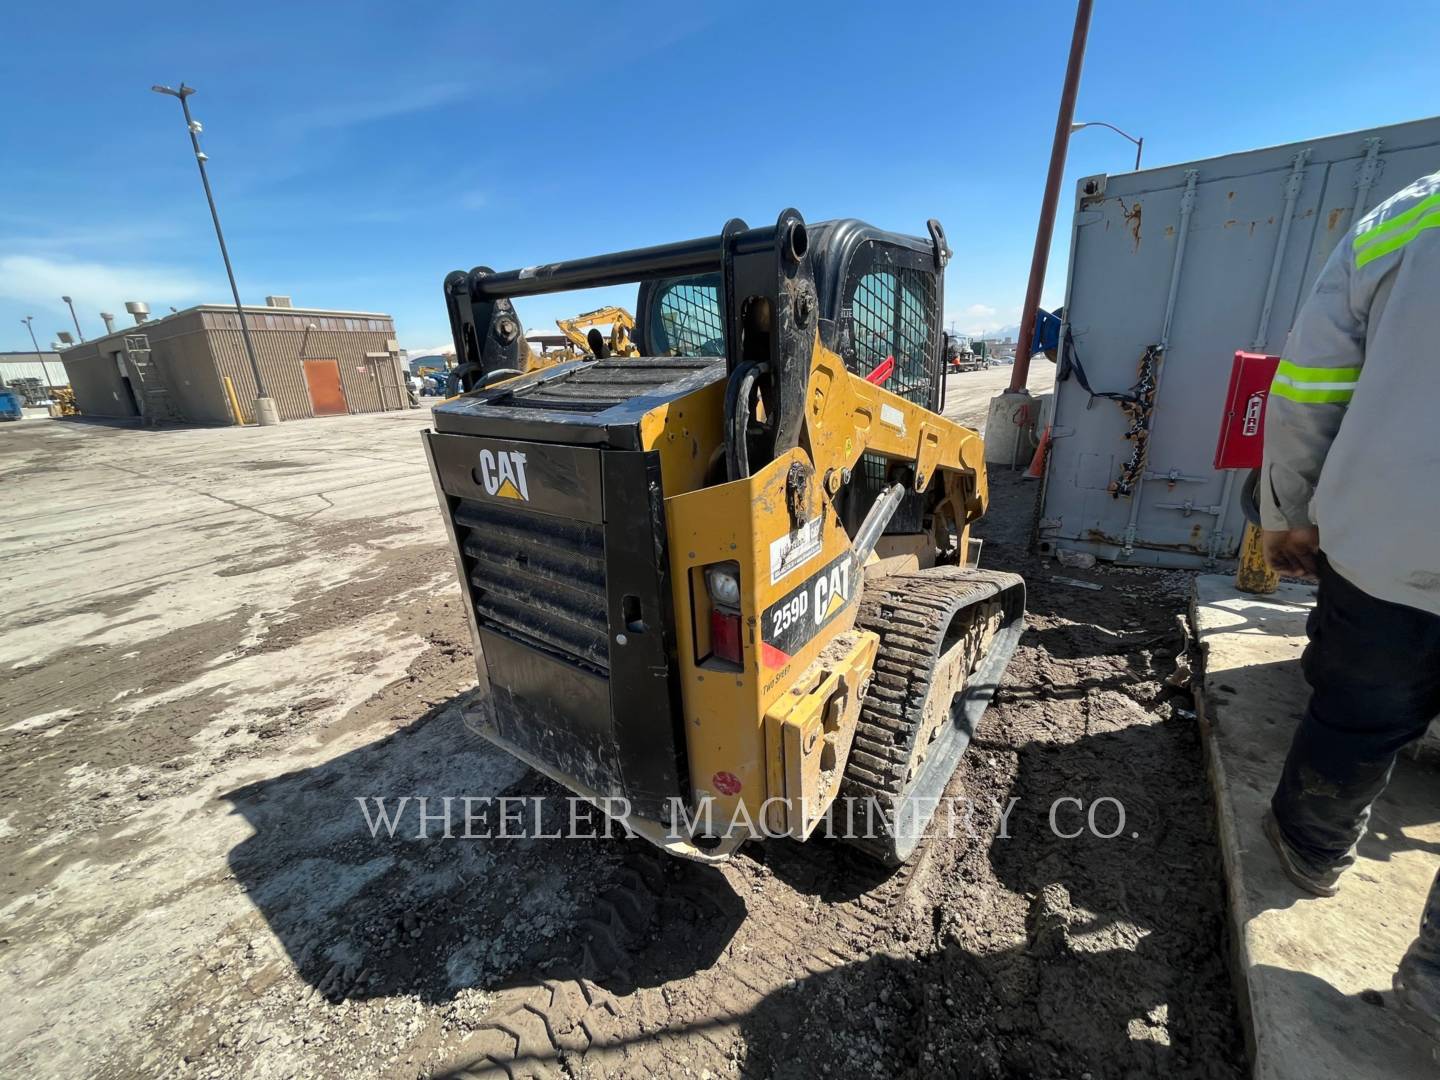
[{"x1": 424, "y1": 210, "x2": 1025, "y2": 865}]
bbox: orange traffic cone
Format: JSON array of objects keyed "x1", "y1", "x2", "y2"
[{"x1": 1024, "y1": 425, "x2": 1051, "y2": 480}]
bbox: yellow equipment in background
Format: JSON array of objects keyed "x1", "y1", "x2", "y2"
[
  {"x1": 49, "y1": 387, "x2": 79, "y2": 417},
  {"x1": 556, "y1": 305, "x2": 640, "y2": 360},
  {"x1": 519, "y1": 307, "x2": 641, "y2": 373}
]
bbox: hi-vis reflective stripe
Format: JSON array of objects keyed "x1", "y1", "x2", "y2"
[
  {"x1": 1353, "y1": 191, "x2": 1440, "y2": 267},
  {"x1": 1270, "y1": 359, "x2": 1359, "y2": 404}
]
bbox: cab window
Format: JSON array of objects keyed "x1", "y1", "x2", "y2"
[
  {"x1": 647, "y1": 274, "x2": 725, "y2": 356},
  {"x1": 847, "y1": 266, "x2": 936, "y2": 408}
]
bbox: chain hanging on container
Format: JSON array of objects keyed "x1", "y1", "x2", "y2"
[{"x1": 1110, "y1": 345, "x2": 1163, "y2": 498}]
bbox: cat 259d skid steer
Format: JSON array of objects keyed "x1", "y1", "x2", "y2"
[{"x1": 423, "y1": 210, "x2": 1025, "y2": 865}]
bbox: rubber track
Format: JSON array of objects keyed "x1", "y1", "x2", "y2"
[{"x1": 840, "y1": 566, "x2": 1024, "y2": 864}]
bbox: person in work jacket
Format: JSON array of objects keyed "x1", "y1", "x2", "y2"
[{"x1": 1260, "y1": 167, "x2": 1440, "y2": 1034}]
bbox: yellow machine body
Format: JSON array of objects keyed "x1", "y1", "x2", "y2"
[{"x1": 631, "y1": 334, "x2": 987, "y2": 854}]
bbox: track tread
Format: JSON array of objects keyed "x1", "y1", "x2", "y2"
[{"x1": 840, "y1": 567, "x2": 1024, "y2": 865}]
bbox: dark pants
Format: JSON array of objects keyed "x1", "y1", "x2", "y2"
[{"x1": 1270, "y1": 555, "x2": 1440, "y2": 873}]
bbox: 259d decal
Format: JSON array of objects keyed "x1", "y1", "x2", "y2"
[{"x1": 761, "y1": 552, "x2": 854, "y2": 668}]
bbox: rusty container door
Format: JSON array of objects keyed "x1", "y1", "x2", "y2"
[{"x1": 303, "y1": 358, "x2": 349, "y2": 416}]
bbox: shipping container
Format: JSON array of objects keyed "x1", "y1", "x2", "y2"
[{"x1": 1037, "y1": 115, "x2": 1440, "y2": 568}]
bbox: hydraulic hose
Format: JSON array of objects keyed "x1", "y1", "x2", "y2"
[{"x1": 724, "y1": 362, "x2": 762, "y2": 481}]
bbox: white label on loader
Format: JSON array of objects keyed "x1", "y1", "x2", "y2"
[
  {"x1": 770, "y1": 516, "x2": 823, "y2": 584},
  {"x1": 880, "y1": 403, "x2": 906, "y2": 433}
]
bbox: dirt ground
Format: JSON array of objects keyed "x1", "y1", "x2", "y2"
[{"x1": 1, "y1": 367, "x2": 1244, "y2": 1079}]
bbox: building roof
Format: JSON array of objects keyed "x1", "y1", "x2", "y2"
[
  {"x1": 0, "y1": 350, "x2": 62, "y2": 362},
  {"x1": 61, "y1": 301, "x2": 394, "y2": 355}
]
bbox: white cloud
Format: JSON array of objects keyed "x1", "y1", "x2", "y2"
[
  {"x1": 291, "y1": 82, "x2": 469, "y2": 132},
  {"x1": 0, "y1": 255, "x2": 211, "y2": 317},
  {"x1": 400, "y1": 343, "x2": 454, "y2": 358},
  {"x1": 949, "y1": 300, "x2": 1020, "y2": 337}
]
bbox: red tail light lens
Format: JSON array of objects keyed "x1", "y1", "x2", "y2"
[{"x1": 710, "y1": 608, "x2": 743, "y2": 665}]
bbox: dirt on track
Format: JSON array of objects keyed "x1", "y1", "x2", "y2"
[{"x1": 1, "y1": 411, "x2": 1242, "y2": 1079}]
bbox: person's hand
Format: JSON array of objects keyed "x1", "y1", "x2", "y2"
[{"x1": 1263, "y1": 526, "x2": 1320, "y2": 580}]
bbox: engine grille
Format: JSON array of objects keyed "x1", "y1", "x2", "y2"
[{"x1": 455, "y1": 497, "x2": 610, "y2": 673}]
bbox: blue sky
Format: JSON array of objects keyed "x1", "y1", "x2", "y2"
[{"x1": 3, "y1": 1, "x2": 1436, "y2": 356}]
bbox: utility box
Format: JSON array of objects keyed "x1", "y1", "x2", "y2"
[
  {"x1": 1036, "y1": 115, "x2": 1440, "y2": 568},
  {"x1": 1213, "y1": 351, "x2": 1280, "y2": 471}
]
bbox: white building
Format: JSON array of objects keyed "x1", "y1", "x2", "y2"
[{"x1": 0, "y1": 351, "x2": 66, "y2": 391}]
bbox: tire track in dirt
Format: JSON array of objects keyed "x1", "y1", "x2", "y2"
[{"x1": 433, "y1": 837, "x2": 929, "y2": 1078}]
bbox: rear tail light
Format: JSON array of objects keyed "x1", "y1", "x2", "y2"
[
  {"x1": 703, "y1": 561, "x2": 743, "y2": 665},
  {"x1": 703, "y1": 563, "x2": 741, "y2": 608},
  {"x1": 710, "y1": 607, "x2": 743, "y2": 665}
]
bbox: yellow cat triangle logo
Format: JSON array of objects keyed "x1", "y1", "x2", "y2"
[
  {"x1": 478, "y1": 447, "x2": 531, "y2": 501},
  {"x1": 823, "y1": 589, "x2": 847, "y2": 620}
]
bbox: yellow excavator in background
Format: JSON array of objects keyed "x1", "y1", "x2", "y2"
[
  {"x1": 556, "y1": 305, "x2": 640, "y2": 360},
  {"x1": 426, "y1": 210, "x2": 1025, "y2": 866},
  {"x1": 517, "y1": 306, "x2": 642, "y2": 374}
]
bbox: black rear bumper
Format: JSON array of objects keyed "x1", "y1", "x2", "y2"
[{"x1": 423, "y1": 424, "x2": 690, "y2": 823}]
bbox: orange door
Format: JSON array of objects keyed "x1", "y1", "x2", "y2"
[{"x1": 303, "y1": 358, "x2": 348, "y2": 416}]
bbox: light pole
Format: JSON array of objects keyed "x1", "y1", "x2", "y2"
[
  {"x1": 151, "y1": 82, "x2": 278, "y2": 425},
  {"x1": 1071, "y1": 120, "x2": 1144, "y2": 172},
  {"x1": 1009, "y1": 0, "x2": 1093, "y2": 397},
  {"x1": 60, "y1": 296, "x2": 86, "y2": 342},
  {"x1": 20, "y1": 316, "x2": 59, "y2": 395}
]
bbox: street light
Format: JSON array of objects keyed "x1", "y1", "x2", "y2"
[
  {"x1": 20, "y1": 316, "x2": 59, "y2": 395},
  {"x1": 151, "y1": 82, "x2": 278, "y2": 426},
  {"x1": 60, "y1": 296, "x2": 85, "y2": 342},
  {"x1": 1071, "y1": 120, "x2": 1144, "y2": 171}
]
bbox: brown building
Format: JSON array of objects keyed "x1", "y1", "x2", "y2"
[{"x1": 59, "y1": 298, "x2": 407, "y2": 424}]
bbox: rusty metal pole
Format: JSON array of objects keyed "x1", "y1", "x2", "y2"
[{"x1": 1009, "y1": 0, "x2": 1094, "y2": 394}]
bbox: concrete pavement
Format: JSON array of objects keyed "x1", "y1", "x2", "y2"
[{"x1": 1192, "y1": 575, "x2": 1439, "y2": 1078}]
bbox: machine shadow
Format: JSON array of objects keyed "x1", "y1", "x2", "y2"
[
  {"x1": 978, "y1": 715, "x2": 1243, "y2": 1069},
  {"x1": 220, "y1": 692, "x2": 746, "y2": 1007}
]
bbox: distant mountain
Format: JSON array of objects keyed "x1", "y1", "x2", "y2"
[{"x1": 951, "y1": 324, "x2": 1020, "y2": 343}]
